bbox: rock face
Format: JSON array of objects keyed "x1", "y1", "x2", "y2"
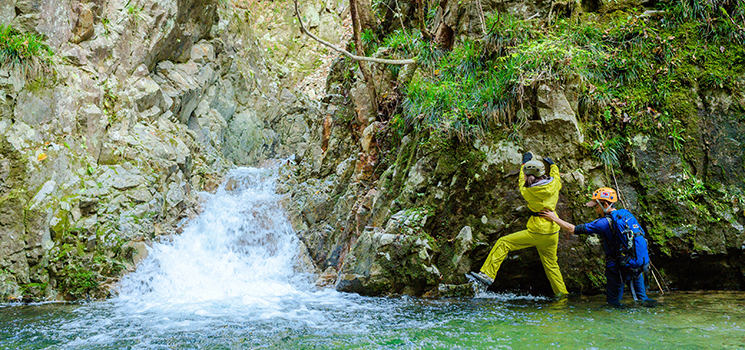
[
  {"x1": 281, "y1": 6, "x2": 745, "y2": 297},
  {"x1": 285, "y1": 74, "x2": 745, "y2": 296},
  {"x1": 0, "y1": 0, "x2": 325, "y2": 301},
  {"x1": 2, "y1": 0, "x2": 742, "y2": 301}
]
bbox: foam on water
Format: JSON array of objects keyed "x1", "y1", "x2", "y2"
[
  {"x1": 114, "y1": 167, "x2": 354, "y2": 322},
  {"x1": 465, "y1": 274, "x2": 549, "y2": 301}
]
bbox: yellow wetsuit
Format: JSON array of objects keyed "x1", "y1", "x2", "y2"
[{"x1": 479, "y1": 163, "x2": 568, "y2": 295}]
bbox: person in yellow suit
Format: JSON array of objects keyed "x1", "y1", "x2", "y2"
[{"x1": 469, "y1": 152, "x2": 569, "y2": 297}]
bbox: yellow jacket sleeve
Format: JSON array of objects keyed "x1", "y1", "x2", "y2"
[
  {"x1": 550, "y1": 162, "x2": 559, "y2": 179},
  {"x1": 519, "y1": 163, "x2": 526, "y2": 190}
]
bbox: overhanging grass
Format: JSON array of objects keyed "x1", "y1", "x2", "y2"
[
  {"x1": 397, "y1": 2, "x2": 745, "y2": 144},
  {"x1": 0, "y1": 25, "x2": 54, "y2": 80}
]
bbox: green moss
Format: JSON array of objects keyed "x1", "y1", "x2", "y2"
[
  {"x1": 19, "y1": 282, "x2": 48, "y2": 297},
  {"x1": 665, "y1": 91, "x2": 697, "y2": 120},
  {"x1": 585, "y1": 268, "x2": 605, "y2": 291},
  {"x1": 48, "y1": 231, "x2": 134, "y2": 299},
  {"x1": 103, "y1": 83, "x2": 119, "y2": 124},
  {"x1": 417, "y1": 231, "x2": 440, "y2": 252},
  {"x1": 59, "y1": 266, "x2": 98, "y2": 297},
  {"x1": 391, "y1": 130, "x2": 421, "y2": 188},
  {"x1": 661, "y1": 0, "x2": 745, "y2": 44}
]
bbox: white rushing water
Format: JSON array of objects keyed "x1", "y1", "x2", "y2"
[{"x1": 114, "y1": 167, "x2": 352, "y2": 323}]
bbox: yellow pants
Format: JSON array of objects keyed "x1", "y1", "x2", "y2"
[{"x1": 480, "y1": 229, "x2": 568, "y2": 295}]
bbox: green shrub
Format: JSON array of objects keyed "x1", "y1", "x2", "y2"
[
  {"x1": 592, "y1": 135, "x2": 624, "y2": 167},
  {"x1": 59, "y1": 266, "x2": 99, "y2": 298},
  {"x1": 399, "y1": 5, "x2": 744, "y2": 143},
  {"x1": 483, "y1": 12, "x2": 534, "y2": 58},
  {"x1": 0, "y1": 25, "x2": 54, "y2": 79}
]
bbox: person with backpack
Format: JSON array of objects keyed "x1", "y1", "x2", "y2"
[
  {"x1": 469, "y1": 152, "x2": 569, "y2": 298},
  {"x1": 539, "y1": 187, "x2": 656, "y2": 307}
]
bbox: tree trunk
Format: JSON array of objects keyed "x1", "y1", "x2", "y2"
[
  {"x1": 355, "y1": 0, "x2": 377, "y2": 32},
  {"x1": 350, "y1": 0, "x2": 379, "y2": 120},
  {"x1": 417, "y1": 0, "x2": 431, "y2": 40}
]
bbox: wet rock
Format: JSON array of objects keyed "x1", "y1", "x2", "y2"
[
  {"x1": 124, "y1": 241, "x2": 150, "y2": 270},
  {"x1": 335, "y1": 273, "x2": 368, "y2": 293},
  {"x1": 8, "y1": 252, "x2": 30, "y2": 284},
  {"x1": 438, "y1": 283, "x2": 476, "y2": 298},
  {"x1": 449, "y1": 226, "x2": 474, "y2": 277},
  {"x1": 0, "y1": 200, "x2": 26, "y2": 263},
  {"x1": 293, "y1": 241, "x2": 319, "y2": 278},
  {"x1": 315, "y1": 266, "x2": 338, "y2": 288},
  {"x1": 336, "y1": 218, "x2": 441, "y2": 296},
  {"x1": 0, "y1": 0, "x2": 308, "y2": 302}
]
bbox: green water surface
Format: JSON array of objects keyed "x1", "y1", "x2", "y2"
[{"x1": 1, "y1": 291, "x2": 743, "y2": 349}]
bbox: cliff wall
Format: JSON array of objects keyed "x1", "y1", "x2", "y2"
[
  {"x1": 283, "y1": 0, "x2": 745, "y2": 296},
  {"x1": 0, "y1": 0, "x2": 337, "y2": 300}
]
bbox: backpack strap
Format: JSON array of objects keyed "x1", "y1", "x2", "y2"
[
  {"x1": 605, "y1": 213, "x2": 625, "y2": 261},
  {"x1": 605, "y1": 215, "x2": 616, "y2": 250}
]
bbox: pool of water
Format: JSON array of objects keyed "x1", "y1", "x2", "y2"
[
  {"x1": 1, "y1": 291, "x2": 744, "y2": 349},
  {"x1": 2, "y1": 167, "x2": 742, "y2": 349}
]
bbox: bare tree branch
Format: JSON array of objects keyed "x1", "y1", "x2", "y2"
[{"x1": 292, "y1": 0, "x2": 416, "y2": 65}]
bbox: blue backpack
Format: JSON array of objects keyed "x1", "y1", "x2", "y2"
[{"x1": 606, "y1": 210, "x2": 650, "y2": 275}]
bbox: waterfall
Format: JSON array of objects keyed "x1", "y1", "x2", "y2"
[{"x1": 115, "y1": 167, "x2": 329, "y2": 318}]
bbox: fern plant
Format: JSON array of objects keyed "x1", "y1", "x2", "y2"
[{"x1": 592, "y1": 136, "x2": 624, "y2": 167}]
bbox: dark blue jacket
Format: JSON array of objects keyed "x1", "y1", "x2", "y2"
[{"x1": 574, "y1": 209, "x2": 635, "y2": 268}]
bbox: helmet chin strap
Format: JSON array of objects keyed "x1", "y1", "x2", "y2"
[{"x1": 600, "y1": 200, "x2": 612, "y2": 214}]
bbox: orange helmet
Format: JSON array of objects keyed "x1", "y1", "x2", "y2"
[
  {"x1": 592, "y1": 187, "x2": 618, "y2": 202},
  {"x1": 586, "y1": 187, "x2": 617, "y2": 208}
]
